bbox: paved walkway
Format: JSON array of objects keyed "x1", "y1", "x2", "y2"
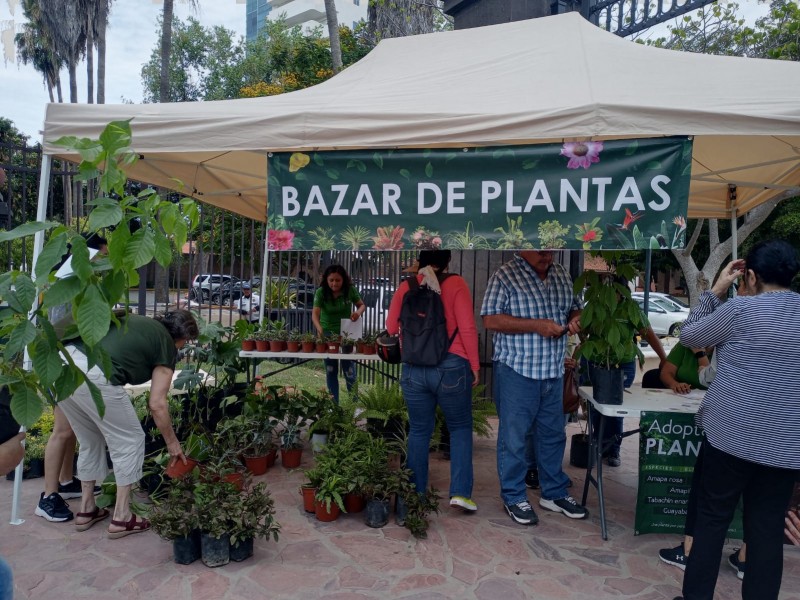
[{"x1": 3, "y1": 416, "x2": 799, "y2": 600}]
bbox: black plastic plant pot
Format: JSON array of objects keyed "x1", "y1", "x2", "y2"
[
  {"x1": 340, "y1": 344, "x2": 354, "y2": 354},
  {"x1": 173, "y1": 530, "x2": 201, "y2": 565},
  {"x1": 229, "y1": 538, "x2": 254, "y2": 562},
  {"x1": 364, "y1": 498, "x2": 390, "y2": 528},
  {"x1": 588, "y1": 364, "x2": 624, "y2": 405},
  {"x1": 569, "y1": 433, "x2": 590, "y2": 469},
  {"x1": 200, "y1": 532, "x2": 230, "y2": 567}
]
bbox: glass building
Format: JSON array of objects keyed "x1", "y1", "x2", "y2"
[{"x1": 246, "y1": 0, "x2": 272, "y2": 42}]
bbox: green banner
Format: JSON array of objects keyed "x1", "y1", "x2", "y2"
[
  {"x1": 635, "y1": 411, "x2": 742, "y2": 537},
  {"x1": 266, "y1": 137, "x2": 692, "y2": 251}
]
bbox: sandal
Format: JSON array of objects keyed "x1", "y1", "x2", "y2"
[
  {"x1": 108, "y1": 514, "x2": 151, "y2": 539},
  {"x1": 75, "y1": 507, "x2": 110, "y2": 532}
]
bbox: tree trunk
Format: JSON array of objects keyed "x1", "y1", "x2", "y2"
[
  {"x1": 68, "y1": 61, "x2": 78, "y2": 103},
  {"x1": 86, "y1": 15, "x2": 94, "y2": 104},
  {"x1": 56, "y1": 76, "x2": 64, "y2": 103},
  {"x1": 160, "y1": 0, "x2": 174, "y2": 103},
  {"x1": 324, "y1": 0, "x2": 343, "y2": 73},
  {"x1": 97, "y1": 7, "x2": 107, "y2": 104},
  {"x1": 154, "y1": 263, "x2": 170, "y2": 304}
]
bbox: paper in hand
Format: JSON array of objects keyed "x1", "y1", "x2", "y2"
[{"x1": 340, "y1": 318, "x2": 363, "y2": 341}]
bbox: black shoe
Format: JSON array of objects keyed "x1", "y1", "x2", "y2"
[
  {"x1": 659, "y1": 543, "x2": 688, "y2": 570},
  {"x1": 524, "y1": 469, "x2": 540, "y2": 489},
  {"x1": 606, "y1": 451, "x2": 621, "y2": 468},
  {"x1": 728, "y1": 548, "x2": 745, "y2": 580},
  {"x1": 35, "y1": 492, "x2": 73, "y2": 522},
  {"x1": 504, "y1": 501, "x2": 539, "y2": 525},
  {"x1": 58, "y1": 477, "x2": 101, "y2": 499},
  {"x1": 539, "y1": 495, "x2": 588, "y2": 519}
]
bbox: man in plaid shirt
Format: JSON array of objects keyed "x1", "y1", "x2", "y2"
[{"x1": 481, "y1": 251, "x2": 586, "y2": 525}]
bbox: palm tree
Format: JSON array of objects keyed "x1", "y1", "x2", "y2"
[
  {"x1": 37, "y1": 0, "x2": 87, "y2": 103},
  {"x1": 324, "y1": 0, "x2": 343, "y2": 73},
  {"x1": 16, "y1": 0, "x2": 64, "y2": 103},
  {"x1": 93, "y1": 1, "x2": 112, "y2": 103},
  {"x1": 160, "y1": 0, "x2": 198, "y2": 103}
]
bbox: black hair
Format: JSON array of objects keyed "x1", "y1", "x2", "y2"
[
  {"x1": 745, "y1": 240, "x2": 800, "y2": 289},
  {"x1": 319, "y1": 265, "x2": 353, "y2": 303},
  {"x1": 418, "y1": 250, "x2": 451, "y2": 272},
  {"x1": 154, "y1": 309, "x2": 200, "y2": 342}
]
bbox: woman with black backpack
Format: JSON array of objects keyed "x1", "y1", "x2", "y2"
[{"x1": 386, "y1": 250, "x2": 480, "y2": 513}]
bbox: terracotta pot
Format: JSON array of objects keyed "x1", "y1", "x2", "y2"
[
  {"x1": 281, "y1": 447, "x2": 303, "y2": 468},
  {"x1": 300, "y1": 485, "x2": 317, "y2": 513},
  {"x1": 165, "y1": 457, "x2": 198, "y2": 479},
  {"x1": 327, "y1": 342, "x2": 340, "y2": 353},
  {"x1": 223, "y1": 472, "x2": 245, "y2": 490},
  {"x1": 265, "y1": 447, "x2": 278, "y2": 468},
  {"x1": 315, "y1": 501, "x2": 341, "y2": 522},
  {"x1": 241, "y1": 340, "x2": 256, "y2": 351},
  {"x1": 269, "y1": 340, "x2": 286, "y2": 352},
  {"x1": 316, "y1": 342, "x2": 327, "y2": 353},
  {"x1": 244, "y1": 455, "x2": 268, "y2": 476},
  {"x1": 344, "y1": 493, "x2": 366, "y2": 514},
  {"x1": 301, "y1": 341, "x2": 315, "y2": 352},
  {"x1": 287, "y1": 341, "x2": 301, "y2": 352},
  {"x1": 362, "y1": 344, "x2": 376, "y2": 355},
  {"x1": 255, "y1": 340, "x2": 269, "y2": 351}
]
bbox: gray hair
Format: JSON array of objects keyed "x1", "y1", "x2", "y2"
[{"x1": 154, "y1": 309, "x2": 199, "y2": 341}]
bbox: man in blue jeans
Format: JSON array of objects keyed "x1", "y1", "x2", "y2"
[{"x1": 482, "y1": 251, "x2": 587, "y2": 525}]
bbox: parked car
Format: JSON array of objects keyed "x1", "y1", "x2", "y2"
[
  {"x1": 189, "y1": 274, "x2": 239, "y2": 303},
  {"x1": 634, "y1": 299, "x2": 685, "y2": 337},
  {"x1": 632, "y1": 292, "x2": 689, "y2": 313},
  {"x1": 212, "y1": 276, "x2": 315, "y2": 309}
]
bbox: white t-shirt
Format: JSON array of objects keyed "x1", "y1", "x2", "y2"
[{"x1": 237, "y1": 293, "x2": 261, "y2": 322}]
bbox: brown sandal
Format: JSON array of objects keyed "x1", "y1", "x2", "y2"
[
  {"x1": 75, "y1": 507, "x2": 110, "y2": 532},
  {"x1": 108, "y1": 514, "x2": 151, "y2": 539}
]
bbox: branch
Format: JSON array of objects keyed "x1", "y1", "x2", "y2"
[
  {"x1": 683, "y1": 218, "x2": 704, "y2": 256},
  {"x1": 709, "y1": 218, "x2": 719, "y2": 248}
]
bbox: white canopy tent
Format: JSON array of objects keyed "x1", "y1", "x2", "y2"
[{"x1": 40, "y1": 11, "x2": 800, "y2": 222}]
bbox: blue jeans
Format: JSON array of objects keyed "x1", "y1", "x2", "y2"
[
  {"x1": 525, "y1": 412, "x2": 571, "y2": 471},
  {"x1": 590, "y1": 360, "x2": 636, "y2": 455},
  {"x1": 400, "y1": 353, "x2": 473, "y2": 498},
  {"x1": 0, "y1": 556, "x2": 12, "y2": 600},
  {"x1": 494, "y1": 361, "x2": 570, "y2": 504},
  {"x1": 324, "y1": 358, "x2": 356, "y2": 403}
]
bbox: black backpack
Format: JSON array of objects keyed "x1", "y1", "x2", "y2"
[{"x1": 398, "y1": 274, "x2": 458, "y2": 366}]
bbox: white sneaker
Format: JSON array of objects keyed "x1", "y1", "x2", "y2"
[{"x1": 449, "y1": 496, "x2": 477, "y2": 512}]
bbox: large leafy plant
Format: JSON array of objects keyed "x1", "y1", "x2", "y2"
[{"x1": 0, "y1": 120, "x2": 199, "y2": 427}]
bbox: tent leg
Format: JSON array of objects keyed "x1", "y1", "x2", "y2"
[{"x1": 643, "y1": 248, "x2": 652, "y2": 312}]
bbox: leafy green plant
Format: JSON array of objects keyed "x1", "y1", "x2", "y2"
[
  {"x1": 353, "y1": 381, "x2": 408, "y2": 426},
  {"x1": 446, "y1": 221, "x2": 490, "y2": 249},
  {"x1": 309, "y1": 226, "x2": 336, "y2": 250},
  {"x1": 148, "y1": 474, "x2": 199, "y2": 541},
  {"x1": 339, "y1": 226, "x2": 371, "y2": 250},
  {"x1": 194, "y1": 477, "x2": 241, "y2": 539},
  {"x1": 495, "y1": 216, "x2": 533, "y2": 249},
  {"x1": 0, "y1": 120, "x2": 199, "y2": 427},
  {"x1": 227, "y1": 482, "x2": 281, "y2": 545},
  {"x1": 537, "y1": 220, "x2": 569, "y2": 249},
  {"x1": 314, "y1": 474, "x2": 347, "y2": 512}
]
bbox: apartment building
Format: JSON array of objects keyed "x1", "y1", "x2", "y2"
[{"x1": 247, "y1": 0, "x2": 367, "y2": 40}]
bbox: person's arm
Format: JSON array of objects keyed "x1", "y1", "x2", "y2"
[
  {"x1": 660, "y1": 361, "x2": 691, "y2": 394},
  {"x1": 786, "y1": 509, "x2": 800, "y2": 546},
  {"x1": 385, "y1": 281, "x2": 408, "y2": 336},
  {"x1": 566, "y1": 309, "x2": 581, "y2": 335},
  {"x1": 642, "y1": 327, "x2": 668, "y2": 367},
  {"x1": 451, "y1": 278, "x2": 480, "y2": 384},
  {"x1": 311, "y1": 306, "x2": 324, "y2": 337},
  {"x1": 147, "y1": 366, "x2": 185, "y2": 467},
  {"x1": 483, "y1": 313, "x2": 566, "y2": 338},
  {"x1": 350, "y1": 298, "x2": 366, "y2": 321},
  {"x1": 0, "y1": 432, "x2": 25, "y2": 473}
]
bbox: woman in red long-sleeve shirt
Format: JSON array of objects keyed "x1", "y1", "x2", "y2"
[{"x1": 386, "y1": 250, "x2": 480, "y2": 513}]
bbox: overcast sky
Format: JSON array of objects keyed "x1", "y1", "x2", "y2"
[{"x1": 1, "y1": 0, "x2": 769, "y2": 142}]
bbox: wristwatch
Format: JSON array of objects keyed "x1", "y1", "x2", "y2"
[{"x1": 694, "y1": 351, "x2": 706, "y2": 359}]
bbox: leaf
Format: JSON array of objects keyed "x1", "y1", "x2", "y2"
[
  {"x1": 34, "y1": 233, "x2": 69, "y2": 282},
  {"x1": 76, "y1": 284, "x2": 111, "y2": 347},
  {"x1": 326, "y1": 169, "x2": 340, "y2": 180},
  {"x1": 646, "y1": 161, "x2": 663, "y2": 170},
  {"x1": 43, "y1": 276, "x2": 83, "y2": 309},
  {"x1": 632, "y1": 225, "x2": 646, "y2": 249},
  {"x1": 625, "y1": 141, "x2": 639, "y2": 156},
  {"x1": 54, "y1": 366, "x2": 83, "y2": 403},
  {"x1": 88, "y1": 203, "x2": 123, "y2": 231},
  {"x1": 268, "y1": 175, "x2": 281, "y2": 188},
  {"x1": 424, "y1": 162, "x2": 433, "y2": 178},
  {"x1": 153, "y1": 234, "x2": 172, "y2": 268},
  {"x1": 102, "y1": 270, "x2": 128, "y2": 306},
  {"x1": 5, "y1": 320, "x2": 37, "y2": 359},
  {"x1": 522, "y1": 159, "x2": 539, "y2": 170},
  {"x1": 399, "y1": 169, "x2": 411, "y2": 180},
  {"x1": 605, "y1": 224, "x2": 633, "y2": 250},
  {"x1": 32, "y1": 340, "x2": 63, "y2": 388},
  {"x1": 491, "y1": 149, "x2": 515, "y2": 159},
  {"x1": 682, "y1": 163, "x2": 693, "y2": 176},
  {"x1": 70, "y1": 235, "x2": 93, "y2": 282},
  {"x1": 313, "y1": 153, "x2": 325, "y2": 167},
  {"x1": 84, "y1": 378, "x2": 106, "y2": 419},
  {"x1": 108, "y1": 222, "x2": 131, "y2": 270},
  {"x1": 9, "y1": 274, "x2": 36, "y2": 314},
  {"x1": 10, "y1": 385, "x2": 44, "y2": 429},
  {"x1": 445, "y1": 153, "x2": 458, "y2": 163},
  {"x1": 372, "y1": 153, "x2": 384, "y2": 169},
  {"x1": 0, "y1": 221, "x2": 59, "y2": 243},
  {"x1": 125, "y1": 229, "x2": 156, "y2": 269}
]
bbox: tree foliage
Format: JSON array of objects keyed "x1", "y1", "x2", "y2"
[{"x1": 0, "y1": 121, "x2": 199, "y2": 427}]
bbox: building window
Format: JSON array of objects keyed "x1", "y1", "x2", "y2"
[{"x1": 353, "y1": 0, "x2": 360, "y2": 5}]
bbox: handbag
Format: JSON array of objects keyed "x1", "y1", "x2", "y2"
[{"x1": 563, "y1": 366, "x2": 580, "y2": 414}]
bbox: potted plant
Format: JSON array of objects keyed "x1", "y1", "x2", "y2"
[
  {"x1": 574, "y1": 255, "x2": 647, "y2": 405},
  {"x1": 194, "y1": 475, "x2": 240, "y2": 567},
  {"x1": 340, "y1": 333, "x2": 355, "y2": 355},
  {"x1": 360, "y1": 332, "x2": 378, "y2": 355},
  {"x1": 300, "y1": 467, "x2": 323, "y2": 513},
  {"x1": 355, "y1": 381, "x2": 409, "y2": 441},
  {"x1": 149, "y1": 474, "x2": 201, "y2": 565},
  {"x1": 236, "y1": 320, "x2": 257, "y2": 352},
  {"x1": 314, "y1": 474, "x2": 347, "y2": 522},
  {"x1": 279, "y1": 418, "x2": 305, "y2": 468},
  {"x1": 268, "y1": 319, "x2": 288, "y2": 352},
  {"x1": 227, "y1": 482, "x2": 280, "y2": 562},
  {"x1": 325, "y1": 332, "x2": 341, "y2": 353},
  {"x1": 315, "y1": 335, "x2": 327, "y2": 353},
  {"x1": 300, "y1": 331, "x2": 316, "y2": 353},
  {"x1": 286, "y1": 330, "x2": 302, "y2": 352},
  {"x1": 255, "y1": 326, "x2": 270, "y2": 352}
]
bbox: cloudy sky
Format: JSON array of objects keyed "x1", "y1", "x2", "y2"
[{"x1": 1, "y1": 0, "x2": 769, "y2": 141}]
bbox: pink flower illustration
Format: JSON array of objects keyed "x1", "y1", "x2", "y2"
[
  {"x1": 372, "y1": 226, "x2": 405, "y2": 250},
  {"x1": 268, "y1": 229, "x2": 295, "y2": 250},
  {"x1": 560, "y1": 141, "x2": 604, "y2": 170}
]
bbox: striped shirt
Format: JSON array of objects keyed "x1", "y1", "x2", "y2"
[
  {"x1": 481, "y1": 255, "x2": 581, "y2": 380},
  {"x1": 680, "y1": 290, "x2": 800, "y2": 470}
]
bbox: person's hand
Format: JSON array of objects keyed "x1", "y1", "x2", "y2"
[
  {"x1": 471, "y1": 369, "x2": 480, "y2": 387},
  {"x1": 567, "y1": 315, "x2": 581, "y2": 335},
  {"x1": 670, "y1": 381, "x2": 692, "y2": 394},
  {"x1": 0, "y1": 432, "x2": 26, "y2": 473},
  {"x1": 786, "y1": 509, "x2": 800, "y2": 546},
  {"x1": 564, "y1": 357, "x2": 577, "y2": 370},
  {"x1": 350, "y1": 311, "x2": 361, "y2": 321},
  {"x1": 540, "y1": 320, "x2": 568, "y2": 339},
  {"x1": 166, "y1": 441, "x2": 187, "y2": 468},
  {"x1": 711, "y1": 259, "x2": 746, "y2": 299}
]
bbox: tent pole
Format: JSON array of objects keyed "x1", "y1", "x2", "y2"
[
  {"x1": 10, "y1": 154, "x2": 52, "y2": 526},
  {"x1": 729, "y1": 185, "x2": 738, "y2": 297},
  {"x1": 643, "y1": 248, "x2": 652, "y2": 312},
  {"x1": 259, "y1": 238, "x2": 269, "y2": 326}
]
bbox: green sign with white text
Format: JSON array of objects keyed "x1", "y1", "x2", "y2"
[
  {"x1": 635, "y1": 411, "x2": 742, "y2": 537},
  {"x1": 266, "y1": 137, "x2": 692, "y2": 251}
]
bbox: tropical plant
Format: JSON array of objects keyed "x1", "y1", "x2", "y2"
[
  {"x1": 314, "y1": 474, "x2": 347, "y2": 512},
  {"x1": 148, "y1": 474, "x2": 199, "y2": 541},
  {"x1": 495, "y1": 216, "x2": 533, "y2": 249},
  {"x1": 308, "y1": 226, "x2": 336, "y2": 250},
  {"x1": 15, "y1": 0, "x2": 64, "y2": 103},
  {"x1": 445, "y1": 221, "x2": 490, "y2": 249},
  {"x1": 0, "y1": 121, "x2": 199, "y2": 428},
  {"x1": 193, "y1": 477, "x2": 240, "y2": 539},
  {"x1": 339, "y1": 226, "x2": 372, "y2": 250},
  {"x1": 537, "y1": 220, "x2": 569, "y2": 249},
  {"x1": 353, "y1": 381, "x2": 408, "y2": 426},
  {"x1": 227, "y1": 482, "x2": 281, "y2": 545}
]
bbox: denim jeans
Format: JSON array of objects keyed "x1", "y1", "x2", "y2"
[
  {"x1": 0, "y1": 555, "x2": 12, "y2": 600},
  {"x1": 400, "y1": 353, "x2": 473, "y2": 498},
  {"x1": 525, "y1": 412, "x2": 570, "y2": 472},
  {"x1": 324, "y1": 358, "x2": 356, "y2": 403},
  {"x1": 590, "y1": 360, "x2": 636, "y2": 455},
  {"x1": 494, "y1": 361, "x2": 570, "y2": 504}
]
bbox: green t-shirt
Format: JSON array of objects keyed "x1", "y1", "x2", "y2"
[
  {"x1": 313, "y1": 286, "x2": 362, "y2": 333},
  {"x1": 96, "y1": 315, "x2": 177, "y2": 385},
  {"x1": 666, "y1": 344, "x2": 707, "y2": 390}
]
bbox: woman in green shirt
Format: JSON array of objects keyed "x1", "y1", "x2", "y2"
[
  {"x1": 660, "y1": 343, "x2": 711, "y2": 394},
  {"x1": 312, "y1": 265, "x2": 365, "y2": 402}
]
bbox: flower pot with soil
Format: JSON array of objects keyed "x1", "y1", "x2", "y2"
[{"x1": 173, "y1": 530, "x2": 202, "y2": 565}]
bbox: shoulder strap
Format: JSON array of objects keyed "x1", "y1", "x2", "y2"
[{"x1": 406, "y1": 275, "x2": 420, "y2": 290}]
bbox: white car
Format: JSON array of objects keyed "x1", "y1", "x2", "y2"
[
  {"x1": 634, "y1": 298, "x2": 686, "y2": 337},
  {"x1": 632, "y1": 292, "x2": 690, "y2": 313}
]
